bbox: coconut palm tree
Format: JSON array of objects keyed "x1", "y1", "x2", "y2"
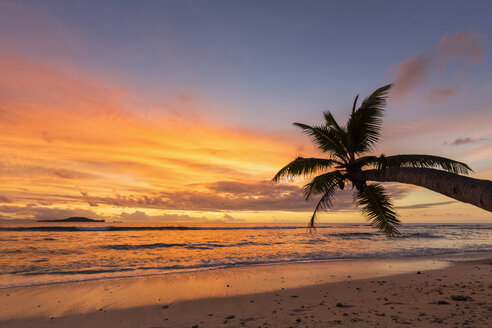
[{"x1": 273, "y1": 84, "x2": 492, "y2": 235}]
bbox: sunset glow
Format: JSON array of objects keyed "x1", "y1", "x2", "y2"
[{"x1": 1, "y1": 1, "x2": 491, "y2": 224}]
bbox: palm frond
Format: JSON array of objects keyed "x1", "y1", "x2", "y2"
[
  {"x1": 352, "y1": 155, "x2": 379, "y2": 167},
  {"x1": 323, "y1": 111, "x2": 342, "y2": 129},
  {"x1": 367, "y1": 154, "x2": 473, "y2": 175},
  {"x1": 272, "y1": 157, "x2": 340, "y2": 182},
  {"x1": 308, "y1": 183, "x2": 338, "y2": 231},
  {"x1": 351, "y1": 94, "x2": 359, "y2": 114},
  {"x1": 356, "y1": 183, "x2": 400, "y2": 236},
  {"x1": 323, "y1": 111, "x2": 351, "y2": 157},
  {"x1": 303, "y1": 170, "x2": 345, "y2": 199},
  {"x1": 293, "y1": 123, "x2": 349, "y2": 162},
  {"x1": 346, "y1": 84, "x2": 392, "y2": 155}
]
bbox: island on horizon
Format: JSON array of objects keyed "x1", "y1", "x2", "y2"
[{"x1": 37, "y1": 217, "x2": 105, "y2": 223}]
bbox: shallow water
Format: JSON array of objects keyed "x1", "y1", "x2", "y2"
[{"x1": 0, "y1": 222, "x2": 491, "y2": 288}]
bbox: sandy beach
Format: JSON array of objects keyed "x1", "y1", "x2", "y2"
[{"x1": 1, "y1": 253, "x2": 490, "y2": 327}]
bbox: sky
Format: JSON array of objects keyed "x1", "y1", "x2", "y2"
[{"x1": 0, "y1": 0, "x2": 491, "y2": 223}]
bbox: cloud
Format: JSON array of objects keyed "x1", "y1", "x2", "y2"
[
  {"x1": 397, "y1": 201, "x2": 456, "y2": 210},
  {"x1": 52, "y1": 169, "x2": 94, "y2": 180},
  {"x1": 78, "y1": 181, "x2": 317, "y2": 211},
  {"x1": 0, "y1": 195, "x2": 12, "y2": 203},
  {"x1": 118, "y1": 210, "x2": 206, "y2": 222},
  {"x1": 0, "y1": 181, "x2": 413, "y2": 221},
  {"x1": 445, "y1": 137, "x2": 487, "y2": 146},
  {"x1": 437, "y1": 30, "x2": 485, "y2": 65},
  {"x1": 391, "y1": 29, "x2": 486, "y2": 102},
  {"x1": 117, "y1": 211, "x2": 243, "y2": 222},
  {"x1": 427, "y1": 87, "x2": 456, "y2": 103},
  {"x1": 392, "y1": 55, "x2": 432, "y2": 101},
  {"x1": 77, "y1": 180, "x2": 411, "y2": 212}
]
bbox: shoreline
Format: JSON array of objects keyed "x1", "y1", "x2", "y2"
[
  {"x1": 2, "y1": 250, "x2": 490, "y2": 290},
  {"x1": 1, "y1": 252, "x2": 491, "y2": 327}
]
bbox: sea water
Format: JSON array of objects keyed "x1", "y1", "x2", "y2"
[{"x1": 1, "y1": 222, "x2": 491, "y2": 288}]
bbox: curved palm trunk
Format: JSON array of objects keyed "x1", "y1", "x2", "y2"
[{"x1": 361, "y1": 168, "x2": 492, "y2": 212}]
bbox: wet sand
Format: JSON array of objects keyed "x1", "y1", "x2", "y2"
[{"x1": 1, "y1": 254, "x2": 490, "y2": 327}]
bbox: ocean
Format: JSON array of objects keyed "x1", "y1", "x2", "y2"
[{"x1": 1, "y1": 222, "x2": 491, "y2": 289}]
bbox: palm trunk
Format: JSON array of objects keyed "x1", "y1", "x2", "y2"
[{"x1": 361, "y1": 168, "x2": 492, "y2": 212}]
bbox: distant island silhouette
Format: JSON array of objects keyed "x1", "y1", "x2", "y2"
[{"x1": 37, "y1": 217, "x2": 105, "y2": 223}]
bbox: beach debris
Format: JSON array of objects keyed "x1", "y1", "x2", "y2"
[
  {"x1": 417, "y1": 271, "x2": 422, "y2": 274},
  {"x1": 451, "y1": 295, "x2": 472, "y2": 301}
]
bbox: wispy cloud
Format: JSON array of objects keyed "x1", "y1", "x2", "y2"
[
  {"x1": 71, "y1": 180, "x2": 412, "y2": 213},
  {"x1": 445, "y1": 137, "x2": 487, "y2": 146},
  {"x1": 118, "y1": 211, "x2": 243, "y2": 222},
  {"x1": 391, "y1": 29, "x2": 486, "y2": 103},
  {"x1": 397, "y1": 201, "x2": 456, "y2": 210},
  {"x1": 0, "y1": 195, "x2": 12, "y2": 203},
  {"x1": 427, "y1": 87, "x2": 456, "y2": 103}
]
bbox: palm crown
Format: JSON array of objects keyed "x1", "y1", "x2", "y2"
[{"x1": 272, "y1": 84, "x2": 472, "y2": 235}]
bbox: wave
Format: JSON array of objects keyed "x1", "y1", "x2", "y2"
[
  {"x1": 323, "y1": 232, "x2": 442, "y2": 239},
  {"x1": 102, "y1": 241, "x2": 271, "y2": 251},
  {"x1": 327, "y1": 232, "x2": 376, "y2": 238},
  {"x1": 393, "y1": 232, "x2": 442, "y2": 239}
]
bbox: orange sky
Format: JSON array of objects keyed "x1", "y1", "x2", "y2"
[{"x1": 0, "y1": 2, "x2": 491, "y2": 224}]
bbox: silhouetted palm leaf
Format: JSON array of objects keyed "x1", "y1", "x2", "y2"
[
  {"x1": 308, "y1": 183, "x2": 338, "y2": 230},
  {"x1": 303, "y1": 171, "x2": 345, "y2": 199},
  {"x1": 362, "y1": 154, "x2": 473, "y2": 175},
  {"x1": 293, "y1": 123, "x2": 349, "y2": 162},
  {"x1": 272, "y1": 157, "x2": 340, "y2": 182},
  {"x1": 347, "y1": 84, "x2": 392, "y2": 155},
  {"x1": 356, "y1": 183, "x2": 400, "y2": 236}
]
